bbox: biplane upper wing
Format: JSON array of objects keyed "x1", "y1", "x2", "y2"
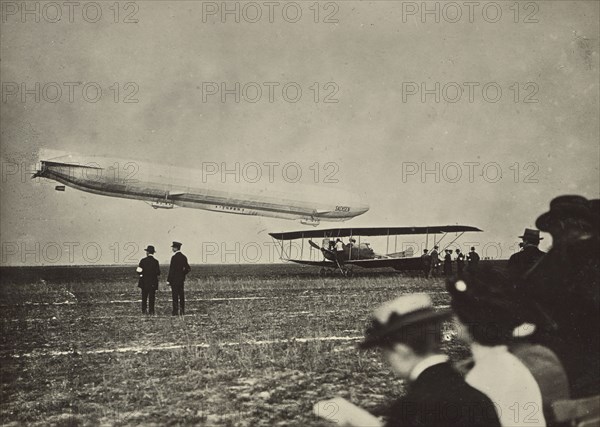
[{"x1": 269, "y1": 225, "x2": 482, "y2": 241}]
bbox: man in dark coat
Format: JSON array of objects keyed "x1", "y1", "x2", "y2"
[
  {"x1": 420, "y1": 249, "x2": 431, "y2": 276},
  {"x1": 521, "y1": 195, "x2": 599, "y2": 398},
  {"x1": 466, "y1": 246, "x2": 480, "y2": 271},
  {"x1": 137, "y1": 245, "x2": 160, "y2": 315},
  {"x1": 443, "y1": 249, "x2": 453, "y2": 276},
  {"x1": 167, "y1": 241, "x2": 191, "y2": 316},
  {"x1": 427, "y1": 246, "x2": 440, "y2": 278},
  {"x1": 508, "y1": 228, "x2": 545, "y2": 279},
  {"x1": 455, "y1": 248, "x2": 465, "y2": 275},
  {"x1": 359, "y1": 294, "x2": 500, "y2": 427}
]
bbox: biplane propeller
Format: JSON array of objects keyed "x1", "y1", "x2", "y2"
[
  {"x1": 307, "y1": 239, "x2": 349, "y2": 275},
  {"x1": 269, "y1": 225, "x2": 483, "y2": 276}
]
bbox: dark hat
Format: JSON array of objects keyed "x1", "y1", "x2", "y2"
[
  {"x1": 470, "y1": 247, "x2": 476, "y2": 251},
  {"x1": 536, "y1": 195, "x2": 594, "y2": 232},
  {"x1": 359, "y1": 294, "x2": 451, "y2": 349},
  {"x1": 446, "y1": 267, "x2": 529, "y2": 331},
  {"x1": 434, "y1": 245, "x2": 439, "y2": 249},
  {"x1": 518, "y1": 228, "x2": 543, "y2": 243},
  {"x1": 589, "y1": 199, "x2": 599, "y2": 215},
  {"x1": 171, "y1": 241, "x2": 182, "y2": 249},
  {"x1": 589, "y1": 199, "x2": 600, "y2": 228},
  {"x1": 144, "y1": 245, "x2": 156, "y2": 254}
]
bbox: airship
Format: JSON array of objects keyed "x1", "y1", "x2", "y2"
[{"x1": 33, "y1": 150, "x2": 369, "y2": 226}]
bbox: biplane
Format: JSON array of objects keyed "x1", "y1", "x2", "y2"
[{"x1": 269, "y1": 225, "x2": 482, "y2": 276}]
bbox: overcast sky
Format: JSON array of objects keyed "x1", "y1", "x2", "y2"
[{"x1": 1, "y1": 1, "x2": 598, "y2": 266}]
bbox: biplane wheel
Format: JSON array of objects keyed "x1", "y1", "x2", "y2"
[
  {"x1": 344, "y1": 268, "x2": 354, "y2": 277},
  {"x1": 319, "y1": 267, "x2": 327, "y2": 276}
]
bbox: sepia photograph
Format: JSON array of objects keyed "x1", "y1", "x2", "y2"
[{"x1": 1, "y1": 0, "x2": 598, "y2": 425}]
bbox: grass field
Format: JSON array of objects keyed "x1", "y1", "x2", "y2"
[{"x1": 0, "y1": 264, "x2": 476, "y2": 426}]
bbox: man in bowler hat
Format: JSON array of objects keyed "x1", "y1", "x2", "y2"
[
  {"x1": 507, "y1": 228, "x2": 545, "y2": 279},
  {"x1": 520, "y1": 195, "x2": 599, "y2": 398},
  {"x1": 466, "y1": 246, "x2": 480, "y2": 270},
  {"x1": 167, "y1": 241, "x2": 191, "y2": 316},
  {"x1": 137, "y1": 245, "x2": 160, "y2": 315},
  {"x1": 314, "y1": 294, "x2": 499, "y2": 427}
]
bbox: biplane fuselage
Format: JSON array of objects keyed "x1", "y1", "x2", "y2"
[{"x1": 318, "y1": 243, "x2": 376, "y2": 263}]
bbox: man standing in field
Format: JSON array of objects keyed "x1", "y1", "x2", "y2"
[
  {"x1": 466, "y1": 246, "x2": 480, "y2": 271},
  {"x1": 455, "y1": 248, "x2": 465, "y2": 275},
  {"x1": 167, "y1": 241, "x2": 191, "y2": 316},
  {"x1": 443, "y1": 249, "x2": 453, "y2": 276},
  {"x1": 427, "y1": 245, "x2": 440, "y2": 278},
  {"x1": 420, "y1": 249, "x2": 431, "y2": 276},
  {"x1": 137, "y1": 245, "x2": 160, "y2": 315}
]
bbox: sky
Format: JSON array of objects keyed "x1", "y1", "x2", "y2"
[{"x1": 1, "y1": 0, "x2": 599, "y2": 266}]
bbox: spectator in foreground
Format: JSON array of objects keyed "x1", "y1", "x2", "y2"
[
  {"x1": 447, "y1": 267, "x2": 548, "y2": 426},
  {"x1": 313, "y1": 294, "x2": 499, "y2": 427},
  {"x1": 521, "y1": 195, "x2": 599, "y2": 398}
]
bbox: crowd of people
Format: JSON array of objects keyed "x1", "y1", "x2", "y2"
[
  {"x1": 421, "y1": 245, "x2": 480, "y2": 278},
  {"x1": 315, "y1": 194, "x2": 599, "y2": 427}
]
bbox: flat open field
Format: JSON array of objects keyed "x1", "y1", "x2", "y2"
[{"x1": 0, "y1": 264, "x2": 486, "y2": 426}]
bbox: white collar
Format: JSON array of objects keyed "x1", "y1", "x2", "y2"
[
  {"x1": 470, "y1": 343, "x2": 508, "y2": 363},
  {"x1": 409, "y1": 354, "x2": 448, "y2": 381}
]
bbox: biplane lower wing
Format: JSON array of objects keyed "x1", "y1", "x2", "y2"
[
  {"x1": 288, "y1": 259, "x2": 336, "y2": 268},
  {"x1": 346, "y1": 257, "x2": 425, "y2": 270}
]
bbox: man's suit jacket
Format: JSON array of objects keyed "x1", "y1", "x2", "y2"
[
  {"x1": 386, "y1": 362, "x2": 500, "y2": 427},
  {"x1": 508, "y1": 246, "x2": 545, "y2": 278},
  {"x1": 138, "y1": 256, "x2": 160, "y2": 290},
  {"x1": 522, "y1": 235, "x2": 600, "y2": 398},
  {"x1": 429, "y1": 250, "x2": 439, "y2": 266},
  {"x1": 168, "y1": 251, "x2": 191, "y2": 285}
]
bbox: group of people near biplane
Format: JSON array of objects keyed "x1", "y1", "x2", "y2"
[
  {"x1": 421, "y1": 245, "x2": 480, "y2": 278},
  {"x1": 314, "y1": 195, "x2": 599, "y2": 427}
]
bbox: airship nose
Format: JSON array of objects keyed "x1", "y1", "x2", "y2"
[{"x1": 356, "y1": 192, "x2": 370, "y2": 215}]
